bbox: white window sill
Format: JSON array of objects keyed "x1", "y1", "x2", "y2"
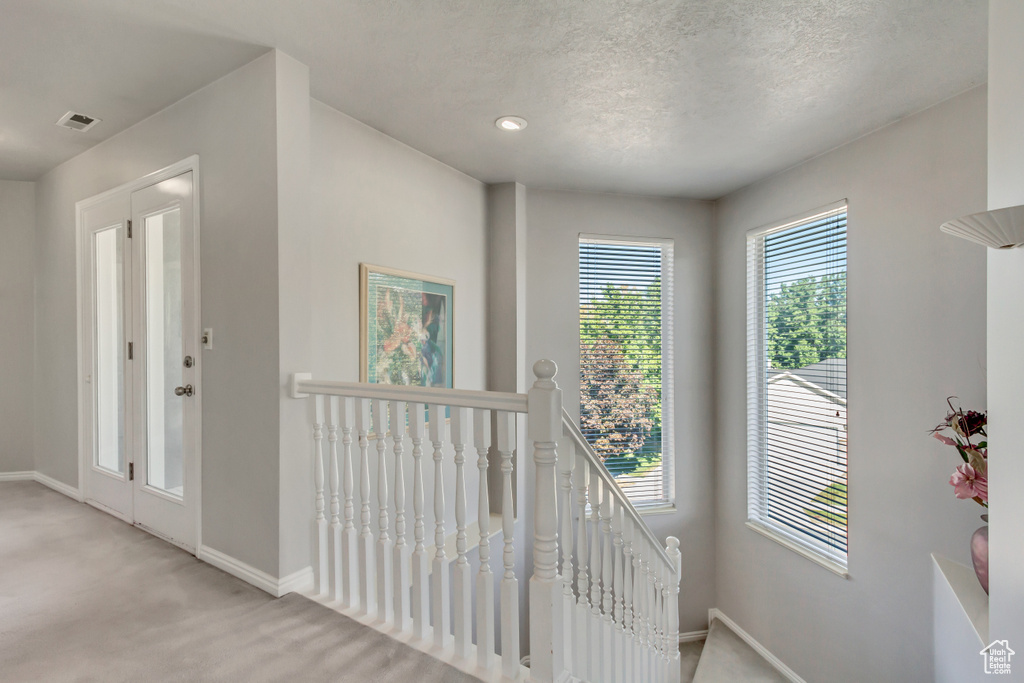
[
  {"x1": 745, "y1": 520, "x2": 849, "y2": 579},
  {"x1": 584, "y1": 502, "x2": 676, "y2": 518},
  {"x1": 635, "y1": 503, "x2": 676, "y2": 517}
]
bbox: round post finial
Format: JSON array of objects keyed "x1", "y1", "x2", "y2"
[
  {"x1": 666, "y1": 536, "x2": 682, "y2": 578},
  {"x1": 533, "y1": 359, "x2": 557, "y2": 382}
]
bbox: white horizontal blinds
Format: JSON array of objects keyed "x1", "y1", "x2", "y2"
[
  {"x1": 747, "y1": 207, "x2": 848, "y2": 567},
  {"x1": 579, "y1": 237, "x2": 673, "y2": 507}
]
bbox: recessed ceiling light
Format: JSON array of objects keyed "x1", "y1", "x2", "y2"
[{"x1": 496, "y1": 116, "x2": 527, "y2": 132}]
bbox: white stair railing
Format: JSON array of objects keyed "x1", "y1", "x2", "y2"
[
  {"x1": 559, "y1": 413, "x2": 682, "y2": 683},
  {"x1": 291, "y1": 360, "x2": 680, "y2": 683}
]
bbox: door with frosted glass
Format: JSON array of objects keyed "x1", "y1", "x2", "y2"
[
  {"x1": 130, "y1": 172, "x2": 197, "y2": 549},
  {"x1": 82, "y1": 170, "x2": 198, "y2": 552},
  {"x1": 83, "y1": 196, "x2": 134, "y2": 521}
]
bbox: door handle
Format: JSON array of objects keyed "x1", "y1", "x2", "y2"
[{"x1": 174, "y1": 384, "x2": 194, "y2": 397}]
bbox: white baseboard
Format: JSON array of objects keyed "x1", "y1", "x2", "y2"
[
  {"x1": 0, "y1": 471, "x2": 34, "y2": 482},
  {"x1": 34, "y1": 472, "x2": 84, "y2": 501},
  {"x1": 0, "y1": 470, "x2": 84, "y2": 502},
  {"x1": 198, "y1": 544, "x2": 313, "y2": 598},
  {"x1": 680, "y1": 628, "x2": 709, "y2": 643},
  {"x1": 708, "y1": 608, "x2": 807, "y2": 683},
  {"x1": 278, "y1": 565, "x2": 314, "y2": 595}
]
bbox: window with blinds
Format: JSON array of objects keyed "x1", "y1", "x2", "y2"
[
  {"x1": 746, "y1": 203, "x2": 848, "y2": 573},
  {"x1": 579, "y1": 235, "x2": 673, "y2": 508}
]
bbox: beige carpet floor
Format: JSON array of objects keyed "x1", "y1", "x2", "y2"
[
  {"x1": 679, "y1": 639, "x2": 705, "y2": 682},
  {"x1": 692, "y1": 618, "x2": 789, "y2": 683},
  {"x1": 0, "y1": 481, "x2": 479, "y2": 683}
]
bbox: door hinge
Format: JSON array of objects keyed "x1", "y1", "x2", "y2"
[
  {"x1": 128, "y1": 341, "x2": 133, "y2": 360},
  {"x1": 129, "y1": 462, "x2": 134, "y2": 481},
  {"x1": 127, "y1": 219, "x2": 132, "y2": 238}
]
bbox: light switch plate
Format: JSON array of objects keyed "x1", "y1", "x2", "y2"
[{"x1": 202, "y1": 328, "x2": 213, "y2": 350}]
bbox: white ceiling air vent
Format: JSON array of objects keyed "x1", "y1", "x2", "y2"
[{"x1": 56, "y1": 111, "x2": 101, "y2": 132}]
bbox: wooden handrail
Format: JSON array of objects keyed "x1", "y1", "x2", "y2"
[
  {"x1": 292, "y1": 376, "x2": 528, "y2": 414},
  {"x1": 561, "y1": 409, "x2": 676, "y2": 573}
]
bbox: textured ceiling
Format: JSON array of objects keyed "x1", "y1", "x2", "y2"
[{"x1": 0, "y1": 0, "x2": 987, "y2": 198}]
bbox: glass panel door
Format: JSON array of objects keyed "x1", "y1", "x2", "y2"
[
  {"x1": 144, "y1": 208, "x2": 184, "y2": 498},
  {"x1": 132, "y1": 169, "x2": 197, "y2": 551},
  {"x1": 93, "y1": 225, "x2": 126, "y2": 475},
  {"x1": 79, "y1": 166, "x2": 197, "y2": 550}
]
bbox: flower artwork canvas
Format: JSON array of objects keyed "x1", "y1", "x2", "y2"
[{"x1": 360, "y1": 264, "x2": 454, "y2": 388}]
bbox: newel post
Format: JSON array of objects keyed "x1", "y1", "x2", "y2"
[
  {"x1": 666, "y1": 536, "x2": 682, "y2": 683},
  {"x1": 529, "y1": 359, "x2": 565, "y2": 682}
]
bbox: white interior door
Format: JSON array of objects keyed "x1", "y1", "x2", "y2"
[
  {"x1": 83, "y1": 195, "x2": 134, "y2": 522},
  {"x1": 130, "y1": 172, "x2": 197, "y2": 548},
  {"x1": 81, "y1": 168, "x2": 199, "y2": 552}
]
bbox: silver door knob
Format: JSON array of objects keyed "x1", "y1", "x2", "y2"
[{"x1": 174, "y1": 385, "x2": 194, "y2": 397}]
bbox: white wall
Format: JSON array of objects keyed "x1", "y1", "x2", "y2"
[
  {"x1": 33, "y1": 50, "x2": 285, "y2": 577},
  {"x1": 307, "y1": 100, "x2": 487, "y2": 387},
  {"x1": 487, "y1": 182, "x2": 527, "y2": 394},
  {"x1": 524, "y1": 188, "x2": 717, "y2": 632},
  {"x1": 275, "y1": 54, "x2": 314, "y2": 579},
  {"x1": 0, "y1": 180, "x2": 35, "y2": 472},
  {"x1": 986, "y1": 0, "x2": 1024, "y2": 654},
  {"x1": 714, "y1": 86, "x2": 987, "y2": 682}
]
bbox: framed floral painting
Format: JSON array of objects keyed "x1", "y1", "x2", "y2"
[{"x1": 360, "y1": 264, "x2": 454, "y2": 388}]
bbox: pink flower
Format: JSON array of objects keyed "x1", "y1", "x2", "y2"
[{"x1": 950, "y1": 464, "x2": 988, "y2": 503}]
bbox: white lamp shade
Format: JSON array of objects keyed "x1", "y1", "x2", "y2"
[{"x1": 940, "y1": 204, "x2": 1024, "y2": 249}]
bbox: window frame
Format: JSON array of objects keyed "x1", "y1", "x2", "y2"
[
  {"x1": 578, "y1": 233, "x2": 675, "y2": 512},
  {"x1": 745, "y1": 201, "x2": 850, "y2": 577}
]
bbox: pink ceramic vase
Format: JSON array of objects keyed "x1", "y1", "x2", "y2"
[{"x1": 971, "y1": 515, "x2": 989, "y2": 595}]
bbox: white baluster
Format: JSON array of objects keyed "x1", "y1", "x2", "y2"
[
  {"x1": 663, "y1": 560, "x2": 672, "y2": 679},
  {"x1": 373, "y1": 399, "x2": 393, "y2": 625},
  {"x1": 622, "y1": 512, "x2": 634, "y2": 682},
  {"x1": 391, "y1": 400, "x2": 410, "y2": 631},
  {"x1": 638, "y1": 546, "x2": 650, "y2": 683},
  {"x1": 663, "y1": 561, "x2": 671, "y2": 679},
  {"x1": 664, "y1": 560, "x2": 672, "y2": 678},
  {"x1": 528, "y1": 360, "x2": 564, "y2": 682},
  {"x1": 429, "y1": 404, "x2": 451, "y2": 649},
  {"x1": 589, "y1": 476, "x2": 603, "y2": 619},
  {"x1": 612, "y1": 499, "x2": 625, "y2": 683},
  {"x1": 589, "y1": 475, "x2": 604, "y2": 683},
  {"x1": 313, "y1": 395, "x2": 328, "y2": 596},
  {"x1": 666, "y1": 537, "x2": 682, "y2": 683},
  {"x1": 646, "y1": 546, "x2": 658, "y2": 680},
  {"x1": 451, "y1": 407, "x2": 472, "y2": 660},
  {"x1": 340, "y1": 397, "x2": 358, "y2": 609},
  {"x1": 574, "y1": 455, "x2": 591, "y2": 679},
  {"x1": 601, "y1": 488, "x2": 614, "y2": 681},
  {"x1": 410, "y1": 402, "x2": 429, "y2": 641},
  {"x1": 474, "y1": 409, "x2": 495, "y2": 670},
  {"x1": 355, "y1": 398, "x2": 376, "y2": 617},
  {"x1": 632, "y1": 541, "x2": 645, "y2": 683},
  {"x1": 497, "y1": 411, "x2": 520, "y2": 680},
  {"x1": 653, "y1": 559, "x2": 664, "y2": 681},
  {"x1": 327, "y1": 396, "x2": 342, "y2": 602},
  {"x1": 558, "y1": 438, "x2": 576, "y2": 677},
  {"x1": 656, "y1": 560, "x2": 667, "y2": 681}
]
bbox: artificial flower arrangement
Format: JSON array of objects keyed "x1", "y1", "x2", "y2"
[{"x1": 930, "y1": 398, "x2": 988, "y2": 508}]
